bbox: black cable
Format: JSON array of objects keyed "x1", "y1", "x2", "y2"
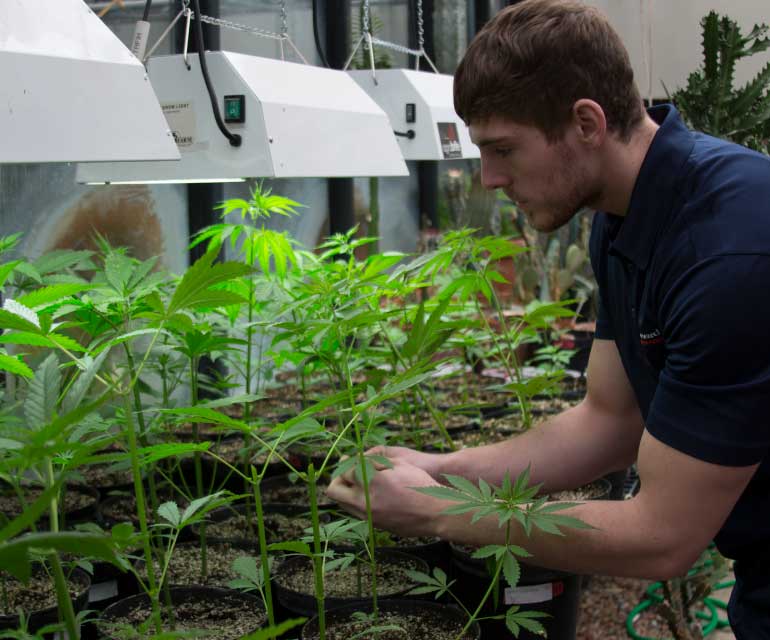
[
  {"x1": 312, "y1": 0, "x2": 330, "y2": 68},
  {"x1": 190, "y1": 0, "x2": 242, "y2": 147},
  {"x1": 141, "y1": 0, "x2": 152, "y2": 21}
]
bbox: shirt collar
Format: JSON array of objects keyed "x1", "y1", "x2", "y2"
[{"x1": 606, "y1": 104, "x2": 695, "y2": 270}]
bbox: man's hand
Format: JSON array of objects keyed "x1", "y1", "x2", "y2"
[
  {"x1": 326, "y1": 454, "x2": 446, "y2": 538},
  {"x1": 362, "y1": 445, "x2": 449, "y2": 481}
]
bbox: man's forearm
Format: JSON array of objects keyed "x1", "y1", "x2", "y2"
[
  {"x1": 438, "y1": 401, "x2": 641, "y2": 493},
  {"x1": 432, "y1": 492, "x2": 686, "y2": 581}
]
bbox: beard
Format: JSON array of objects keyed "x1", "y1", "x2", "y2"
[{"x1": 525, "y1": 144, "x2": 598, "y2": 232}]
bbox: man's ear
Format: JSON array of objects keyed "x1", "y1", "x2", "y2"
[{"x1": 571, "y1": 99, "x2": 607, "y2": 148}]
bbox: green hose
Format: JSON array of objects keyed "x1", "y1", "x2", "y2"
[{"x1": 625, "y1": 579, "x2": 734, "y2": 639}]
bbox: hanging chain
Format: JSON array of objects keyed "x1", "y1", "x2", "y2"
[
  {"x1": 280, "y1": 0, "x2": 288, "y2": 38},
  {"x1": 416, "y1": 0, "x2": 425, "y2": 52},
  {"x1": 143, "y1": 0, "x2": 308, "y2": 65},
  {"x1": 346, "y1": 0, "x2": 438, "y2": 75},
  {"x1": 362, "y1": 0, "x2": 371, "y2": 36}
]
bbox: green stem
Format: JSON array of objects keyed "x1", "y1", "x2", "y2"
[
  {"x1": 307, "y1": 464, "x2": 326, "y2": 640},
  {"x1": 44, "y1": 461, "x2": 79, "y2": 640},
  {"x1": 123, "y1": 392, "x2": 162, "y2": 633},
  {"x1": 250, "y1": 468, "x2": 275, "y2": 628},
  {"x1": 474, "y1": 291, "x2": 531, "y2": 428},
  {"x1": 455, "y1": 553, "x2": 505, "y2": 640},
  {"x1": 338, "y1": 335, "x2": 379, "y2": 615},
  {"x1": 189, "y1": 357, "x2": 207, "y2": 580},
  {"x1": 376, "y1": 319, "x2": 456, "y2": 450}
]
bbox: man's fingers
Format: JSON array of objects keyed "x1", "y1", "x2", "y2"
[{"x1": 326, "y1": 475, "x2": 366, "y2": 517}]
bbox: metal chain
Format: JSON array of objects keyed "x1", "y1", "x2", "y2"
[
  {"x1": 195, "y1": 13, "x2": 284, "y2": 40},
  {"x1": 362, "y1": 0, "x2": 371, "y2": 35},
  {"x1": 370, "y1": 36, "x2": 421, "y2": 57},
  {"x1": 416, "y1": 0, "x2": 425, "y2": 52},
  {"x1": 280, "y1": 0, "x2": 288, "y2": 38}
]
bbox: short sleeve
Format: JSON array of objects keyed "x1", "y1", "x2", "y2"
[
  {"x1": 594, "y1": 291, "x2": 614, "y2": 340},
  {"x1": 646, "y1": 255, "x2": 770, "y2": 466}
]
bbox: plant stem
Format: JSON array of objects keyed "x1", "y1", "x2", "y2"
[
  {"x1": 189, "y1": 357, "x2": 207, "y2": 579},
  {"x1": 455, "y1": 554, "x2": 504, "y2": 640},
  {"x1": 44, "y1": 460, "x2": 79, "y2": 640},
  {"x1": 307, "y1": 464, "x2": 326, "y2": 640},
  {"x1": 123, "y1": 392, "x2": 162, "y2": 634},
  {"x1": 376, "y1": 319, "x2": 456, "y2": 450},
  {"x1": 250, "y1": 467, "x2": 275, "y2": 628}
]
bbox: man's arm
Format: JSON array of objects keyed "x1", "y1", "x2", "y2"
[
  {"x1": 420, "y1": 338, "x2": 646, "y2": 491},
  {"x1": 329, "y1": 427, "x2": 758, "y2": 580}
]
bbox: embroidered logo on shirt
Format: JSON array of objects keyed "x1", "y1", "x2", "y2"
[{"x1": 639, "y1": 329, "x2": 664, "y2": 345}]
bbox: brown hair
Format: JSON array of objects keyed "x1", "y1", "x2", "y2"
[{"x1": 455, "y1": 0, "x2": 644, "y2": 142}]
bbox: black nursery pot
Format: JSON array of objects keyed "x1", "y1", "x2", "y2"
[
  {"x1": 273, "y1": 549, "x2": 429, "y2": 618},
  {"x1": 97, "y1": 585, "x2": 267, "y2": 639},
  {"x1": 301, "y1": 598, "x2": 481, "y2": 640},
  {"x1": 450, "y1": 545, "x2": 582, "y2": 640},
  {"x1": 0, "y1": 566, "x2": 91, "y2": 636}
]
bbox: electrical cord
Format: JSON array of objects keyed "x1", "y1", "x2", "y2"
[
  {"x1": 190, "y1": 0, "x2": 242, "y2": 147},
  {"x1": 311, "y1": 0, "x2": 330, "y2": 68}
]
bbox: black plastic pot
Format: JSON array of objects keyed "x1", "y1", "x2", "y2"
[
  {"x1": 273, "y1": 549, "x2": 429, "y2": 618},
  {"x1": 450, "y1": 545, "x2": 581, "y2": 640},
  {"x1": 97, "y1": 585, "x2": 267, "y2": 639},
  {"x1": 0, "y1": 566, "x2": 91, "y2": 636},
  {"x1": 301, "y1": 598, "x2": 481, "y2": 640}
]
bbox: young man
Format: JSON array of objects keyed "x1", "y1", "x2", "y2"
[{"x1": 327, "y1": 1, "x2": 770, "y2": 636}]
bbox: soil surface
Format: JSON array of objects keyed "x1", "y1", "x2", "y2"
[
  {"x1": 0, "y1": 570, "x2": 88, "y2": 616},
  {"x1": 576, "y1": 573, "x2": 736, "y2": 639},
  {"x1": 0, "y1": 486, "x2": 95, "y2": 521},
  {"x1": 139, "y1": 541, "x2": 261, "y2": 588},
  {"x1": 305, "y1": 607, "x2": 477, "y2": 640},
  {"x1": 206, "y1": 508, "x2": 313, "y2": 544},
  {"x1": 275, "y1": 554, "x2": 424, "y2": 598},
  {"x1": 102, "y1": 590, "x2": 266, "y2": 639}
]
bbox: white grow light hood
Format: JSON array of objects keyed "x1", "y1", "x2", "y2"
[
  {"x1": 348, "y1": 69, "x2": 479, "y2": 161},
  {"x1": 0, "y1": 0, "x2": 179, "y2": 164},
  {"x1": 78, "y1": 51, "x2": 409, "y2": 183}
]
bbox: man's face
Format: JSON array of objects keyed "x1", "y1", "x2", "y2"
[{"x1": 470, "y1": 117, "x2": 598, "y2": 232}]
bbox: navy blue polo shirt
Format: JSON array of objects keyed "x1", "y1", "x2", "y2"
[{"x1": 590, "y1": 105, "x2": 770, "y2": 562}]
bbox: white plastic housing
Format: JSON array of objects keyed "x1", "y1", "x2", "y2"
[
  {"x1": 0, "y1": 0, "x2": 179, "y2": 164},
  {"x1": 348, "y1": 69, "x2": 479, "y2": 161},
  {"x1": 78, "y1": 52, "x2": 409, "y2": 183}
]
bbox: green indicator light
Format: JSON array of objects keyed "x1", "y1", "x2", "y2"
[{"x1": 224, "y1": 95, "x2": 245, "y2": 123}]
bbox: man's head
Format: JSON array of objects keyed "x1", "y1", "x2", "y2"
[
  {"x1": 455, "y1": 0, "x2": 646, "y2": 230},
  {"x1": 455, "y1": 0, "x2": 643, "y2": 143}
]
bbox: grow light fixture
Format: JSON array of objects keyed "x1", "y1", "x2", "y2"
[
  {"x1": 348, "y1": 69, "x2": 479, "y2": 162},
  {"x1": 77, "y1": 52, "x2": 409, "y2": 184},
  {"x1": 0, "y1": 0, "x2": 179, "y2": 164}
]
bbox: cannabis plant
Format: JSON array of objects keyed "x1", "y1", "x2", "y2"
[{"x1": 671, "y1": 11, "x2": 770, "y2": 153}]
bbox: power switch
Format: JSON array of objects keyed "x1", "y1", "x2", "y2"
[
  {"x1": 406, "y1": 103, "x2": 416, "y2": 123},
  {"x1": 224, "y1": 95, "x2": 245, "y2": 123}
]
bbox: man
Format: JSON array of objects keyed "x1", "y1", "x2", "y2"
[{"x1": 327, "y1": 1, "x2": 770, "y2": 636}]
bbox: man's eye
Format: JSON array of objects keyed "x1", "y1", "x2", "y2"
[{"x1": 494, "y1": 148, "x2": 512, "y2": 158}]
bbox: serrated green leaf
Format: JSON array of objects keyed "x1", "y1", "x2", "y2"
[
  {"x1": 444, "y1": 474, "x2": 484, "y2": 499},
  {"x1": 0, "y1": 532, "x2": 119, "y2": 582},
  {"x1": 472, "y1": 545, "x2": 506, "y2": 560},
  {"x1": 62, "y1": 348, "x2": 110, "y2": 414},
  {"x1": 0, "y1": 353, "x2": 33, "y2": 378},
  {"x1": 16, "y1": 284, "x2": 90, "y2": 309},
  {"x1": 0, "y1": 308, "x2": 40, "y2": 333},
  {"x1": 157, "y1": 501, "x2": 181, "y2": 526},
  {"x1": 231, "y1": 555, "x2": 261, "y2": 584},
  {"x1": 24, "y1": 353, "x2": 60, "y2": 428},
  {"x1": 266, "y1": 541, "x2": 312, "y2": 556},
  {"x1": 502, "y1": 552, "x2": 521, "y2": 590}
]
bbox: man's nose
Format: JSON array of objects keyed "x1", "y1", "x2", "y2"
[{"x1": 480, "y1": 161, "x2": 510, "y2": 191}]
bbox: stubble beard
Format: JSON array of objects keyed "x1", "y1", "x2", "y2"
[{"x1": 529, "y1": 145, "x2": 596, "y2": 232}]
